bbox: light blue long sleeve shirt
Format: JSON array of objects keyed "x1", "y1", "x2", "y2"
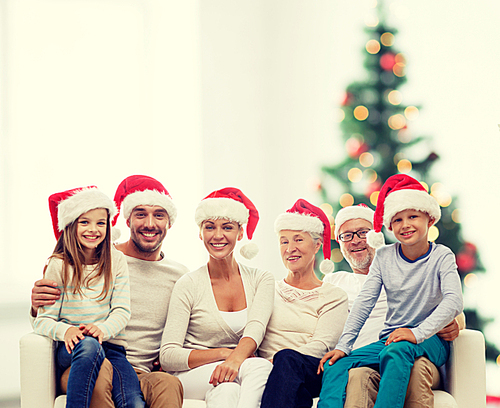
[{"x1": 336, "y1": 242, "x2": 463, "y2": 355}]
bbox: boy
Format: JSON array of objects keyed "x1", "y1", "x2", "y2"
[{"x1": 317, "y1": 174, "x2": 463, "y2": 408}]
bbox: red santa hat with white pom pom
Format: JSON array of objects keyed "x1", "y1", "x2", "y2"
[
  {"x1": 274, "y1": 198, "x2": 334, "y2": 274},
  {"x1": 366, "y1": 174, "x2": 441, "y2": 249},
  {"x1": 195, "y1": 187, "x2": 260, "y2": 260}
]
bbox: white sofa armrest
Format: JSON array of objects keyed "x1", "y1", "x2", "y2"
[
  {"x1": 19, "y1": 332, "x2": 58, "y2": 408},
  {"x1": 447, "y1": 329, "x2": 486, "y2": 408}
]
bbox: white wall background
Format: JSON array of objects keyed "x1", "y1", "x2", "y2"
[{"x1": 1, "y1": 0, "x2": 500, "y2": 401}]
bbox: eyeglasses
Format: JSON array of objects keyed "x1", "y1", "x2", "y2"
[{"x1": 338, "y1": 229, "x2": 371, "y2": 242}]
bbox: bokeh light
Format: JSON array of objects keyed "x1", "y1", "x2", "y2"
[
  {"x1": 365, "y1": 15, "x2": 379, "y2": 28},
  {"x1": 331, "y1": 248, "x2": 344, "y2": 263},
  {"x1": 320, "y1": 203, "x2": 333, "y2": 216},
  {"x1": 428, "y1": 225, "x2": 439, "y2": 241},
  {"x1": 397, "y1": 129, "x2": 412, "y2": 143},
  {"x1": 359, "y1": 152, "x2": 374, "y2": 167},
  {"x1": 339, "y1": 193, "x2": 354, "y2": 207},
  {"x1": 348, "y1": 167, "x2": 363, "y2": 182},
  {"x1": 420, "y1": 181, "x2": 429, "y2": 192},
  {"x1": 380, "y1": 32, "x2": 395, "y2": 47},
  {"x1": 370, "y1": 191, "x2": 379, "y2": 206},
  {"x1": 464, "y1": 273, "x2": 478, "y2": 288},
  {"x1": 393, "y1": 152, "x2": 405, "y2": 165},
  {"x1": 388, "y1": 90, "x2": 403, "y2": 105},
  {"x1": 364, "y1": 169, "x2": 378, "y2": 183},
  {"x1": 353, "y1": 105, "x2": 369, "y2": 121},
  {"x1": 334, "y1": 108, "x2": 346, "y2": 123},
  {"x1": 496, "y1": 354, "x2": 500, "y2": 367},
  {"x1": 404, "y1": 106, "x2": 419, "y2": 120},
  {"x1": 388, "y1": 114, "x2": 406, "y2": 130},
  {"x1": 452, "y1": 209, "x2": 460, "y2": 223},
  {"x1": 366, "y1": 39, "x2": 381, "y2": 54},
  {"x1": 397, "y1": 159, "x2": 412, "y2": 173}
]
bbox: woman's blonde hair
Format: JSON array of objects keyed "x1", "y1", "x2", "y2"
[{"x1": 44, "y1": 210, "x2": 113, "y2": 301}]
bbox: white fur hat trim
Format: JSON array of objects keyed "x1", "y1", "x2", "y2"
[
  {"x1": 195, "y1": 198, "x2": 249, "y2": 226},
  {"x1": 334, "y1": 205, "x2": 374, "y2": 239},
  {"x1": 383, "y1": 189, "x2": 441, "y2": 230},
  {"x1": 121, "y1": 190, "x2": 177, "y2": 225},
  {"x1": 58, "y1": 188, "x2": 117, "y2": 232},
  {"x1": 274, "y1": 212, "x2": 324, "y2": 235}
]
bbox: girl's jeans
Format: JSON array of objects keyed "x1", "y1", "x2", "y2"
[{"x1": 57, "y1": 336, "x2": 146, "y2": 408}]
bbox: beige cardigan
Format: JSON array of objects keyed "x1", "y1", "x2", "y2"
[{"x1": 160, "y1": 263, "x2": 275, "y2": 372}]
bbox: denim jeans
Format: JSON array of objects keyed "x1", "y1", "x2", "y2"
[
  {"x1": 57, "y1": 337, "x2": 146, "y2": 408},
  {"x1": 261, "y1": 349, "x2": 323, "y2": 408},
  {"x1": 318, "y1": 335, "x2": 450, "y2": 408}
]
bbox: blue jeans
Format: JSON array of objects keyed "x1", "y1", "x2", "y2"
[
  {"x1": 318, "y1": 335, "x2": 450, "y2": 408},
  {"x1": 261, "y1": 349, "x2": 323, "y2": 408},
  {"x1": 57, "y1": 337, "x2": 146, "y2": 408}
]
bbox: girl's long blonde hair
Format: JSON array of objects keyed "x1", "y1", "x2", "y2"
[{"x1": 44, "y1": 210, "x2": 113, "y2": 301}]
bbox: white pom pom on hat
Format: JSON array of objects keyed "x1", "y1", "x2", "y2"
[
  {"x1": 370, "y1": 174, "x2": 441, "y2": 249},
  {"x1": 274, "y1": 199, "x2": 334, "y2": 274},
  {"x1": 195, "y1": 187, "x2": 259, "y2": 260}
]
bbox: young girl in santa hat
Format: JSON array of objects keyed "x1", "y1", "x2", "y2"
[
  {"x1": 33, "y1": 186, "x2": 145, "y2": 408},
  {"x1": 160, "y1": 187, "x2": 275, "y2": 408},
  {"x1": 317, "y1": 174, "x2": 464, "y2": 408}
]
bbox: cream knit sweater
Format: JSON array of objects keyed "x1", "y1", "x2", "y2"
[{"x1": 160, "y1": 263, "x2": 275, "y2": 372}]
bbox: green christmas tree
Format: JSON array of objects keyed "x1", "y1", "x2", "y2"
[{"x1": 319, "y1": 9, "x2": 498, "y2": 362}]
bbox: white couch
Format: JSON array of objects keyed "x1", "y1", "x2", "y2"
[{"x1": 20, "y1": 329, "x2": 486, "y2": 408}]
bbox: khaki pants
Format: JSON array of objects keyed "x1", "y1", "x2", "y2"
[
  {"x1": 61, "y1": 359, "x2": 183, "y2": 408},
  {"x1": 344, "y1": 356, "x2": 440, "y2": 408}
]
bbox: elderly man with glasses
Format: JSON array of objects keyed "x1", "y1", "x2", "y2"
[{"x1": 323, "y1": 204, "x2": 464, "y2": 408}]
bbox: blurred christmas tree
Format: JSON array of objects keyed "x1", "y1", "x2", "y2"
[{"x1": 319, "y1": 7, "x2": 499, "y2": 362}]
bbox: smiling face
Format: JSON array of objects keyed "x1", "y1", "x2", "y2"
[
  {"x1": 127, "y1": 205, "x2": 169, "y2": 255},
  {"x1": 76, "y1": 208, "x2": 108, "y2": 256},
  {"x1": 200, "y1": 219, "x2": 243, "y2": 260},
  {"x1": 279, "y1": 230, "x2": 321, "y2": 274},
  {"x1": 338, "y1": 218, "x2": 375, "y2": 275},
  {"x1": 390, "y1": 209, "x2": 433, "y2": 257}
]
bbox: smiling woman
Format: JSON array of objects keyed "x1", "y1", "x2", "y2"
[{"x1": 160, "y1": 187, "x2": 275, "y2": 408}]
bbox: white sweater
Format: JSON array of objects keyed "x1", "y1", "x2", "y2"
[
  {"x1": 323, "y1": 271, "x2": 387, "y2": 350},
  {"x1": 258, "y1": 280, "x2": 348, "y2": 360},
  {"x1": 160, "y1": 263, "x2": 275, "y2": 372},
  {"x1": 124, "y1": 254, "x2": 188, "y2": 373}
]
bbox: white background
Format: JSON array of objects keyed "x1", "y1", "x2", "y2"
[{"x1": 1, "y1": 0, "x2": 499, "y2": 401}]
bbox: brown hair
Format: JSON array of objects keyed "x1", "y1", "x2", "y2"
[{"x1": 44, "y1": 210, "x2": 112, "y2": 301}]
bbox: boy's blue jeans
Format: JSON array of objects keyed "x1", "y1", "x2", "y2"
[
  {"x1": 318, "y1": 334, "x2": 450, "y2": 408},
  {"x1": 57, "y1": 336, "x2": 146, "y2": 408}
]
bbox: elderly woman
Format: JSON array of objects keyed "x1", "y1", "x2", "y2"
[
  {"x1": 259, "y1": 199, "x2": 349, "y2": 408},
  {"x1": 160, "y1": 188, "x2": 275, "y2": 408}
]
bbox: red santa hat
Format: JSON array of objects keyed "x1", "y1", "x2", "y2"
[
  {"x1": 113, "y1": 175, "x2": 177, "y2": 227},
  {"x1": 49, "y1": 186, "x2": 117, "y2": 240},
  {"x1": 334, "y1": 204, "x2": 375, "y2": 241},
  {"x1": 366, "y1": 174, "x2": 441, "y2": 249},
  {"x1": 274, "y1": 199, "x2": 334, "y2": 274},
  {"x1": 195, "y1": 187, "x2": 259, "y2": 259}
]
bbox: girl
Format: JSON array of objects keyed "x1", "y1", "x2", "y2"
[{"x1": 33, "y1": 186, "x2": 145, "y2": 408}]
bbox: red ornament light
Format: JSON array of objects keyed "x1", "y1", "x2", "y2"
[
  {"x1": 342, "y1": 92, "x2": 354, "y2": 106},
  {"x1": 380, "y1": 53, "x2": 396, "y2": 71},
  {"x1": 456, "y1": 252, "x2": 476, "y2": 273},
  {"x1": 346, "y1": 139, "x2": 368, "y2": 158}
]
